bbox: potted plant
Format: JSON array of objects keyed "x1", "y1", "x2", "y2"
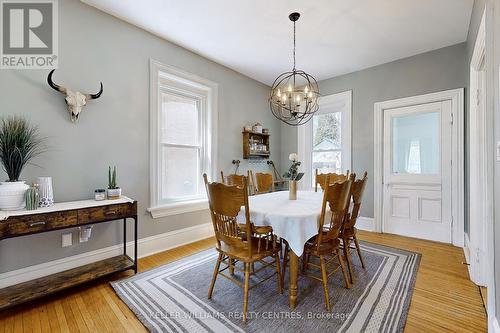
[
  {"x1": 0, "y1": 116, "x2": 46, "y2": 210},
  {"x1": 107, "y1": 166, "x2": 121, "y2": 199},
  {"x1": 283, "y1": 153, "x2": 303, "y2": 200}
]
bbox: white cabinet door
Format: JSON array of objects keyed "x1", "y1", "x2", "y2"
[{"x1": 383, "y1": 100, "x2": 452, "y2": 243}]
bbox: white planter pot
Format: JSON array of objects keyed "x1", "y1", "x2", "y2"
[
  {"x1": 0, "y1": 181, "x2": 29, "y2": 210},
  {"x1": 107, "y1": 188, "x2": 121, "y2": 200}
]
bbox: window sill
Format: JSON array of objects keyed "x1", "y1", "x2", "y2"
[{"x1": 148, "y1": 199, "x2": 209, "y2": 219}]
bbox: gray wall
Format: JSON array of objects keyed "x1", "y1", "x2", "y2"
[
  {"x1": 281, "y1": 43, "x2": 467, "y2": 218},
  {"x1": 0, "y1": 0, "x2": 281, "y2": 273}
]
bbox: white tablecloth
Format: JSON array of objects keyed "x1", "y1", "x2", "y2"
[{"x1": 237, "y1": 191, "x2": 323, "y2": 256}]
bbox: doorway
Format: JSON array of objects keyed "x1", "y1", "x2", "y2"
[
  {"x1": 382, "y1": 101, "x2": 453, "y2": 242},
  {"x1": 374, "y1": 89, "x2": 464, "y2": 246}
]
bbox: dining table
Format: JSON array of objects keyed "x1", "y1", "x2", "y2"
[{"x1": 237, "y1": 190, "x2": 325, "y2": 309}]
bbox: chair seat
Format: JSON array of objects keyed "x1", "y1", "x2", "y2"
[
  {"x1": 216, "y1": 237, "x2": 280, "y2": 262},
  {"x1": 340, "y1": 227, "x2": 357, "y2": 238},
  {"x1": 304, "y1": 237, "x2": 341, "y2": 255}
]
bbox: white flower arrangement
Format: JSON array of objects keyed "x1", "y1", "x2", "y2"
[{"x1": 284, "y1": 153, "x2": 301, "y2": 180}]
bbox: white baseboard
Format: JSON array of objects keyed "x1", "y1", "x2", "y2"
[
  {"x1": 0, "y1": 222, "x2": 214, "y2": 289},
  {"x1": 357, "y1": 216, "x2": 374, "y2": 232},
  {"x1": 463, "y1": 234, "x2": 474, "y2": 282}
]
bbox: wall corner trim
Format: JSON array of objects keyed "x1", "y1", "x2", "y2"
[{"x1": 0, "y1": 222, "x2": 214, "y2": 289}]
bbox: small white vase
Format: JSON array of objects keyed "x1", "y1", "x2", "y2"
[
  {"x1": 38, "y1": 177, "x2": 54, "y2": 207},
  {"x1": 0, "y1": 181, "x2": 30, "y2": 210}
]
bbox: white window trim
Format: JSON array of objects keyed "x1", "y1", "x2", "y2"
[
  {"x1": 148, "y1": 59, "x2": 218, "y2": 218},
  {"x1": 298, "y1": 90, "x2": 352, "y2": 190}
]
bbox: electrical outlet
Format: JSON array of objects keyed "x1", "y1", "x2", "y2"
[
  {"x1": 79, "y1": 226, "x2": 93, "y2": 243},
  {"x1": 62, "y1": 233, "x2": 72, "y2": 247}
]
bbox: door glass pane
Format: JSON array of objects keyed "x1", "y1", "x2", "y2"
[
  {"x1": 392, "y1": 111, "x2": 440, "y2": 174},
  {"x1": 161, "y1": 146, "x2": 200, "y2": 200},
  {"x1": 161, "y1": 93, "x2": 199, "y2": 146},
  {"x1": 313, "y1": 112, "x2": 341, "y2": 149}
]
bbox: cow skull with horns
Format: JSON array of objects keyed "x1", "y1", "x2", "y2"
[{"x1": 47, "y1": 69, "x2": 103, "y2": 122}]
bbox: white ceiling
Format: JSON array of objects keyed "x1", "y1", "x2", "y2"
[{"x1": 83, "y1": 0, "x2": 473, "y2": 85}]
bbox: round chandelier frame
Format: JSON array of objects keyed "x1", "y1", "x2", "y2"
[{"x1": 269, "y1": 12, "x2": 320, "y2": 126}]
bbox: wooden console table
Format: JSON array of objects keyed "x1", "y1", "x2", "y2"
[{"x1": 0, "y1": 197, "x2": 138, "y2": 310}]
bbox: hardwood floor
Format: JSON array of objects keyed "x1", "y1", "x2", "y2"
[{"x1": 0, "y1": 231, "x2": 487, "y2": 332}]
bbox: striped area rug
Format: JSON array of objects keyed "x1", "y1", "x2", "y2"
[{"x1": 112, "y1": 241, "x2": 420, "y2": 333}]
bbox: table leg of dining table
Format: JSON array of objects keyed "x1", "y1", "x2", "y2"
[{"x1": 288, "y1": 251, "x2": 299, "y2": 309}]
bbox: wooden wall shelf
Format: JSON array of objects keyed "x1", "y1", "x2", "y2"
[{"x1": 242, "y1": 130, "x2": 270, "y2": 159}]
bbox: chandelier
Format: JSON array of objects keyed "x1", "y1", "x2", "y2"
[{"x1": 269, "y1": 12, "x2": 320, "y2": 126}]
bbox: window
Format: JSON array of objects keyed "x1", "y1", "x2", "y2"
[
  {"x1": 149, "y1": 60, "x2": 218, "y2": 218},
  {"x1": 312, "y1": 112, "x2": 342, "y2": 183},
  {"x1": 298, "y1": 90, "x2": 351, "y2": 189}
]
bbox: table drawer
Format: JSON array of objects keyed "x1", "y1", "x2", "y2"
[
  {"x1": 78, "y1": 203, "x2": 134, "y2": 224},
  {"x1": 4, "y1": 211, "x2": 78, "y2": 238}
]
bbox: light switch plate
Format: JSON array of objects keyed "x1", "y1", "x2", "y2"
[{"x1": 62, "y1": 233, "x2": 72, "y2": 247}]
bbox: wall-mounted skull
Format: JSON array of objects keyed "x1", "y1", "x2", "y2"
[{"x1": 47, "y1": 69, "x2": 103, "y2": 122}]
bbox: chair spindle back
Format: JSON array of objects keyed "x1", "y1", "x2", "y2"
[
  {"x1": 315, "y1": 169, "x2": 350, "y2": 192},
  {"x1": 255, "y1": 172, "x2": 274, "y2": 194},
  {"x1": 344, "y1": 172, "x2": 368, "y2": 231},
  {"x1": 204, "y1": 174, "x2": 252, "y2": 256},
  {"x1": 316, "y1": 176, "x2": 352, "y2": 248},
  {"x1": 221, "y1": 171, "x2": 246, "y2": 188}
]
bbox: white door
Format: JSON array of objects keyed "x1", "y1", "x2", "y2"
[{"x1": 383, "y1": 101, "x2": 452, "y2": 243}]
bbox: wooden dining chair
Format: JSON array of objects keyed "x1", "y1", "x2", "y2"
[
  {"x1": 254, "y1": 172, "x2": 275, "y2": 194},
  {"x1": 203, "y1": 174, "x2": 282, "y2": 322},
  {"x1": 340, "y1": 172, "x2": 368, "y2": 284},
  {"x1": 302, "y1": 176, "x2": 352, "y2": 311},
  {"x1": 314, "y1": 169, "x2": 350, "y2": 192},
  {"x1": 220, "y1": 171, "x2": 246, "y2": 187}
]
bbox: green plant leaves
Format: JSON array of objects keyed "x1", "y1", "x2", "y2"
[{"x1": 0, "y1": 116, "x2": 47, "y2": 182}]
